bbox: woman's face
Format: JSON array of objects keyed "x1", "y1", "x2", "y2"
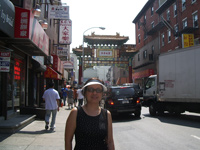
[{"x1": 85, "y1": 84, "x2": 103, "y2": 104}]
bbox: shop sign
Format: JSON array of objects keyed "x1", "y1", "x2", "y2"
[
  {"x1": 0, "y1": 0, "x2": 15, "y2": 37},
  {"x1": 97, "y1": 49, "x2": 114, "y2": 58},
  {"x1": 59, "y1": 19, "x2": 72, "y2": 44},
  {"x1": 182, "y1": 34, "x2": 194, "y2": 48},
  {"x1": 52, "y1": 55, "x2": 61, "y2": 73},
  {"x1": 14, "y1": 7, "x2": 49, "y2": 56},
  {"x1": 48, "y1": 5, "x2": 69, "y2": 19},
  {"x1": 57, "y1": 46, "x2": 69, "y2": 56},
  {"x1": 63, "y1": 61, "x2": 74, "y2": 69},
  {"x1": 0, "y1": 52, "x2": 11, "y2": 72}
]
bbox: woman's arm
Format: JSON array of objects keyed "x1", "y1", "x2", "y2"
[
  {"x1": 107, "y1": 111, "x2": 115, "y2": 150},
  {"x1": 65, "y1": 108, "x2": 77, "y2": 150}
]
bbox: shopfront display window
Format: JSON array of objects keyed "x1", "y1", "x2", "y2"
[{"x1": 7, "y1": 57, "x2": 25, "y2": 110}]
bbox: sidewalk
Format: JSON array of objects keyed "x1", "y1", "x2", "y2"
[{"x1": 0, "y1": 106, "x2": 72, "y2": 150}]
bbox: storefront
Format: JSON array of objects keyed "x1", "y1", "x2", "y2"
[
  {"x1": 0, "y1": 5, "x2": 49, "y2": 119},
  {"x1": 132, "y1": 69, "x2": 154, "y2": 86},
  {"x1": 0, "y1": 0, "x2": 16, "y2": 119},
  {"x1": 44, "y1": 55, "x2": 63, "y2": 93}
]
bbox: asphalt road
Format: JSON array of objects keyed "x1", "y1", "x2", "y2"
[
  {"x1": 113, "y1": 107, "x2": 200, "y2": 150},
  {"x1": 0, "y1": 106, "x2": 200, "y2": 150}
]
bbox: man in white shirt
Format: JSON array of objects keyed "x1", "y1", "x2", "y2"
[
  {"x1": 77, "y1": 87, "x2": 84, "y2": 106},
  {"x1": 42, "y1": 82, "x2": 60, "y2": 130}
]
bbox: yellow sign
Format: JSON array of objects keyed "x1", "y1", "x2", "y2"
[{"x1": 182, "y1": 34, "x2": 194, "y2": 48}]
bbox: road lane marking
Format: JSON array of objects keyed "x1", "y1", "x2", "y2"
[{"x1": 191, "y1": 135, "x2": 200, "y2": 140}]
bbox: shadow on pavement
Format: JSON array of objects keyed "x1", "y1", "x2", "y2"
[
  {"x1": 17, "y1": 129, "x2": 56, "y2": 134},
  {"x1": 112, "y1": 113, "x2": 141, "y2": 123},
  {"x1": 143, "y1": 113, "x2": 200, "y2": 129}
]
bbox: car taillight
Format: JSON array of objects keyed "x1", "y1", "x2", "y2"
[
  {"x1": 108, "y1": 99, "x2": 114, "y2": 105},
  {"x1": 136, "y1": 97, "x2": 140, "y2": 104}
]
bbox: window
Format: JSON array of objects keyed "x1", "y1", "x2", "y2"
[
  {"x1": 174, "y1": 24, "x2": 179, "y2": 38},
  {"x1": 193, "y1": 12, "x2": 198, "y2": 28},
  {"x1": 182, "y1": 0, "x2": 186, "y2": 11},
  {"x1": 168, "y1": 30, "x2": 171, "y2": 43},
  {"x1": 192, "y1": 0, "x2": 196, "y2": 4},
  {"x1": 143, "y1": 50, "x2": 147, "y2": 59},
  {"x1": 167, "y1": 9, "x2": 170, "y2": 21},
  {"x1": 151, "y1": 6, "x2": 154, "y2": 16},
  {"x1": 151, "y1": 22, "x2": 154, "y2": 28},
  {"x1": 138, "y1": 54, "x2": 140, "y2": 61},
  {"x1": 152, "y1": 45, "x2": 154, "y2": 54},
  {"x1": 144, "y1": 14, "x2": 146, "y2": 24},
  {"x1": 150, "y1": 45, "x2": 154, "y2": 60},
  {"x1": 144, "y1": 31, "x2": 147, "y2": 39},
  {"x1": 138, "y1": 35, "x2": 141, "y2": 44},
  {"x1": 162, "y1": 33, "x2": 165, "y2": 46},
  {"x1": 174, "y1": 3, "x2": 177, "y2": 16},
  {"x1": 138, "y1": 21, "x2": 140, "y2": 29},
  {"x1": 183, "y1": 18, "x2": 187, "y2": 29}
]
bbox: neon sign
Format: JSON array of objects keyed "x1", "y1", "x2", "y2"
[{"x1": 14, "y1": 59, "x2": 21, "y2": 80}]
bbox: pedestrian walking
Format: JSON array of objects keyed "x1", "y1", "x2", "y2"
[
  {"x1": 67, "y1": 87, "x2": 74, "y2": 109},
  {"x1": 73, "y1": 87, "x2": 78, "y2": 107},
  {"x1": 65, "y1": 78, "x2": 115, "y2": 150},
  {"x1": 61, "y1": 85, "x2": 68, "y2": 106},
  {"x1": 77, "y1": 87, "x2": 84, "y2": 106},
  {"x1": 42, "y1": 82, "x2": 60, "y2": 131}
]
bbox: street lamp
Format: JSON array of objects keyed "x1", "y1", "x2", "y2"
[{"x1": 82, "y1": 27, "x2": 105, "y2": 84}]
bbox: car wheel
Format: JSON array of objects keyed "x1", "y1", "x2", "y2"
[
  {"x1": 134, "y1": 110, "x2": 141, "y2": 118},
  {"x1": 149, "y1": 103, "x2": 156, "y2": 116}
]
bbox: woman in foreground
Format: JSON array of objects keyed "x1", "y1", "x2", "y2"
[{"x1": 65, "y1": 78, "x2": 115, "y2": 150}]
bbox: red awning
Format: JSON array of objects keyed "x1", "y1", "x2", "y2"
[{"x1": 44, "y1": 66, "x2": 61, "y2": 80}]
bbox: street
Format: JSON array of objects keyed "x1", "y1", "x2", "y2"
[
  {"x1": 0, "y1": 107, "x2": 200, "y2": 150},
  {"x1": 113, "y1": 107, "x2": 200, "y2": 150}
]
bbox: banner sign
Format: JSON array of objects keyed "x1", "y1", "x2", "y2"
[
  {"x1": 182, "y1": 34, "x2": 194, "y2": 48},
  {"x1": 97, "y1": 49, "x2": 114, "y2": 58},
  {"x1": 14, "y1": 7, "x2": 49, "y2": 56},
  {"x1": 59, "y1": 19, "x2": 72, "y2": 44},
  {"x1": 57, "y1": 46, "x2": 69, "y2": 56},
  {"x1": 0, "y1": 0, "x2": 15, "y2": 38},
  {"x1": 48, "y1": 5, "x2": 69, "y2": 19},
  {"x1": 0, "y1": 52, "x2": 11, "y2": 72},
  {"x1": 63, "y1": 61, "x2": 74, "y2": 69}
]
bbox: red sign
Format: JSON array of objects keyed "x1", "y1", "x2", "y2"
[
  {"x1": 14, "y1": 7, "x2": 49, "y2": 56},
  {"x1": 44, "y1": 66, "x2": 61, "y2": 80},
  {"x1": 133, "y1": 69, "x2": 154, "y2": 79},
  {"x1": 52, "y1": 55, "x2": 61, "y2": 73}
]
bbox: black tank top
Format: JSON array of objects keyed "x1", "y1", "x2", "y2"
[{"x1": 74, "y1": 106, "x2": 108, "y2": 150}]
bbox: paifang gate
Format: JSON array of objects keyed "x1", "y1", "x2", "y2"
[{"x1": 72, "y1": 33, "x2": 138, "y2": 85}]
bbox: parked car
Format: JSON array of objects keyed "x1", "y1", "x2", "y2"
[
  {"x1": 104, "y1": 86, "x2": 141, "y2": 117},
  {"x1": 123, "y1": 83, "x2": 143, "y2": 97}
]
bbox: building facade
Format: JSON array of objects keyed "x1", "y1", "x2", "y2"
[
  {"x1": 132, "y1": 0, "x2": 200, "y2": 85},
  {"x1": 0, "y1": 0, "x2": 70, "y2": 119}
]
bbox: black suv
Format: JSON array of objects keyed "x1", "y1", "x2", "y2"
[{"x1": 104, "y1": 86, "x2": 141, "y2": 117}]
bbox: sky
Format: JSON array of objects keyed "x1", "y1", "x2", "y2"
[{"x1": 61, "y1": 0, "x2": 148, "y2": 52}]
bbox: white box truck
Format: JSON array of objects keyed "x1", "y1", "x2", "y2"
[{"x1": 142, "y1": 45, "x2": 200, "y2": 115}]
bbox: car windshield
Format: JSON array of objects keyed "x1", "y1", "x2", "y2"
[{"x1": 111, "y1": 87, "x2": 135, "y2": 96}]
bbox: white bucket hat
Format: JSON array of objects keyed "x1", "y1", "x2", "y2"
[{"x1": 82, "y1": 80, "x2": 107, "y2": 92}]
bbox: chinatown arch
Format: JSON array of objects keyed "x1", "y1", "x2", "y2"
[{"x1": 72, "y1": 33, "x2": 137, "y2": 85}]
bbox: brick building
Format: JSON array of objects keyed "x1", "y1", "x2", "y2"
[{"x1": 132, "y1": 0, "x2": 200, "y2": 85}]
